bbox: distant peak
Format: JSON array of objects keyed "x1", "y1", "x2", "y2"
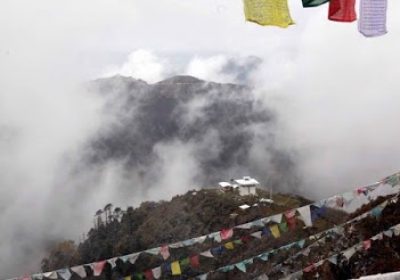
[{"x1": 156, "y1": 75, "x2": 204, "y2": 85}]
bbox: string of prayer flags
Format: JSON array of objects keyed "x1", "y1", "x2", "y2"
[
  {"x1": 243, "y1": 0, "x2": 295, "y2": 28},
  {"x1": 220, "y1": 228, "x2": 233, "y2": 240},
  {"x1": 302, "y1": 0, "x2": 329, "y2": 8},
  {"x1": 171, "y1": 261, "x2": 181, "y2": 276},
  {"x1": 328, "y1": 0, "x2": 357, "y2": 22},
  {"x1": 91, "y1": 261, "x2": 106, "y2": 276}
]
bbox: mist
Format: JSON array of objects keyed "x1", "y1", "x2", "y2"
[{"x1": 1, "y1": 0, "x2": 400, "y2": 278}]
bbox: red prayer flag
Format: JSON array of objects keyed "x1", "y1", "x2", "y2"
[
  {"x1": 240, "y1": 235, "x2": 252, "y2": 243},
  {"x1": 328, "y1": 0, "x2": 356, "y2": 22},
  {"x1": 286, "y1": 216, "x2": 297, "y2": 230},
  {"x1": 160, "y1": 245, "x2": 170, "y2": 260},
  {"x1": 284, "y1": 209, "x2": 296, "y2": 219},
  {"x1": 303, "y1": 263, "x2": 315, "y2": 273},
  {"x1": 190, "y1": 255, "x2": 200, "y2": 268},
  {"x1": 144, "y1": 270, "x2": 154, "y2": 280},
  {"x1": 363, "y1": 239, "x2": 372, "y2": 250},
  {"x1": 220, "y1": 228, "x2": 233, "y2": 240},
  {"x1": 92, "y1": 260, "x2": 107, "y2": 276}
]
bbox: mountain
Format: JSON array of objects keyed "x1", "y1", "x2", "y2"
[
  {"x1": 83, "y1": 75, "x2": 299, "y2": 191},
  {"x1": 40, "y1": 188, "x2": 400, "y2": 280},
  {"x1": 40, "y1": 188, "x2": 317, "y2": 273}
]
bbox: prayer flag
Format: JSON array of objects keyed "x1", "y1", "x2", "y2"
[
  {"x1": 32, "y1": 274, "x2": 43, "y2": 280},
  {"x1": 219, "y1": 265, "x2": 234, "y2": 272},
  {"x1": 384, "y1": 229, "x2": 393, "y2": 237},
  {"x1": 43, "y1": 272, "x2": 57, "y2": 280},
  {"x1": 303, "y1": 264, "x2": 315, "y2": 273},
  {"x1": 57, "y1": 269, "x2": 71, "y2": 280},
  {"x1": 152, "y1": 267, "x2": 161, "y2": 279},
  {"x1": 302, "y1": 0, "x2": 328, "y2": 8},
  {"x1": 224, "y1": 241, "x2": 235, "y2": 250},
  {"x1": 359, "y1": 0, "x2": 388, "y2": 37},
  {"x1": 190, "y1": 255, "x2": 200, "y2": 268},
  {"x1": 261, "y1": 227, "x2": 271, "y2": 237},
  {"x1": 200, "y1": 250, "x2": 214, "y2": 258},
  {"x1": 284, "y1": 210, "x2": 296, "y2": 219},
  {"x1": 133, "y1": 273, "x2": 144, "y2": 280},
  {"x1": 259, "y1": 253, "x2": 269, "y2": 261},
  {"x1": 71, "y1": 266, "x2": 87, "y2": 278},
  {"x1": 160, "y1": 245, "x2": 170, "y2": 260},
  {"x1": 171, "y1": 261, "x2": 181, "y2": 276},
  {"x1": 271, "y1": 214, "x2": 283, "y2": 223},
  {"x1": 180, "y1": 257, "x2": 190, "y2": 268},
  {"x1": 92, "y1": 261, "x2": 107, "y2": 276},
  {"x1": 235, "y1": 262, "x2": 247, "y2": 273},
  {"x1": 234, "y1": 239, "x2": 243, "y2": 245},
  {"x1": 371, "y1": 206, "x2": 383, "y2": 218},
  {"x1": 144, "y1": 270, "x2": 154, "y2": 280},
  {"x1": 243, "y1": 0, "x2": 295, "y2": 28},
  {"x1": 297, "y1": 206, "x2": 312, "y2": 227},
  {"x1": 270, "y1": 224, "x2": 281, "y2": 238},
  {"x1": 211, "y1": 246, "x2": 224, "y2": 256},
  {"x1": 297, "y1": 239, "x2": 306, "y2": 248},
  {"x1": 343, "y1": 247, "x2": 356, "y2": 260},
  {"x1": 328, "y1": 0, "x2": 357, "y2": 22},
  {"x1": 251, "y1": 231, "x2": 262, "y2": 239},
  {"x1": 279, "y1": 221, "x2": 288, "y2": 232},
  {"x1": 363, "y1": 239, "x2": 371, "y2": 250},
  {"x1": 108, "y1": 257, "x2": 118, "y2": 268},
  {"x1": 220, "y1": 228, "x2": 234, "y2": 240}
]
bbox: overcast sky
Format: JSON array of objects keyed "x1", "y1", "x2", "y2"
[{"x1": 1, "y1": 0, "x2": 400, "y2": 278}]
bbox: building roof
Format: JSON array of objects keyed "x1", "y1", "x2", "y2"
[
  {"x1": 218, "y1": 182, "x2": 233, "y2": 188},
  {"x1": 234, "y1": 176, "x2": 260, "y2": 186}
]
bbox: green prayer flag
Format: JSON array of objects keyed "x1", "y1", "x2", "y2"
[
  {"x1": 279, "y1": 221, "x2": 288, "y2": 232},
  {"x1": 133, "y1": 273, "x2": 144, "y2": 280},
  {"x1": 302, "y1": 0, "x2": 329, "y2": 7},
  {"x1": 233, "y1": 239, "x2": 243, "y2": 245},
  {"x1": 180, "y1": 257, "x2": 190, "y2": 267},
  {"x1": 235, "y1": 262, "x2": 247, "y2": 273}
]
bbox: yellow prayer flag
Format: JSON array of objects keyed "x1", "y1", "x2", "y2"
[
  {"x1": 224, "y1": 242, "x2": 235, "y2": 250},
  {"x1": 270, "y1": 224, "x2": 281, "y2": 238},
  {"x1": 124, "y1": 276, "x2": 131, "y2": 280},
  {"x1": 243, "y1": 0, "x2": 295, "y2": 28},
  {"x1": 171, "y1": 261, "x2": 181, "y2": 276}
]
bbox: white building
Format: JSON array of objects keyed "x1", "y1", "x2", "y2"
[{"x1": 234, "y1": 176, "x2": 260, "y2": 196}]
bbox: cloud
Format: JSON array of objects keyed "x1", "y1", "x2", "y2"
[
  {"x1": 104, "y1": 50, "x2": 169, "y2": 83},
  {"x1": 185, "y1": 55, "x2": 262, "y2": 84}
]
